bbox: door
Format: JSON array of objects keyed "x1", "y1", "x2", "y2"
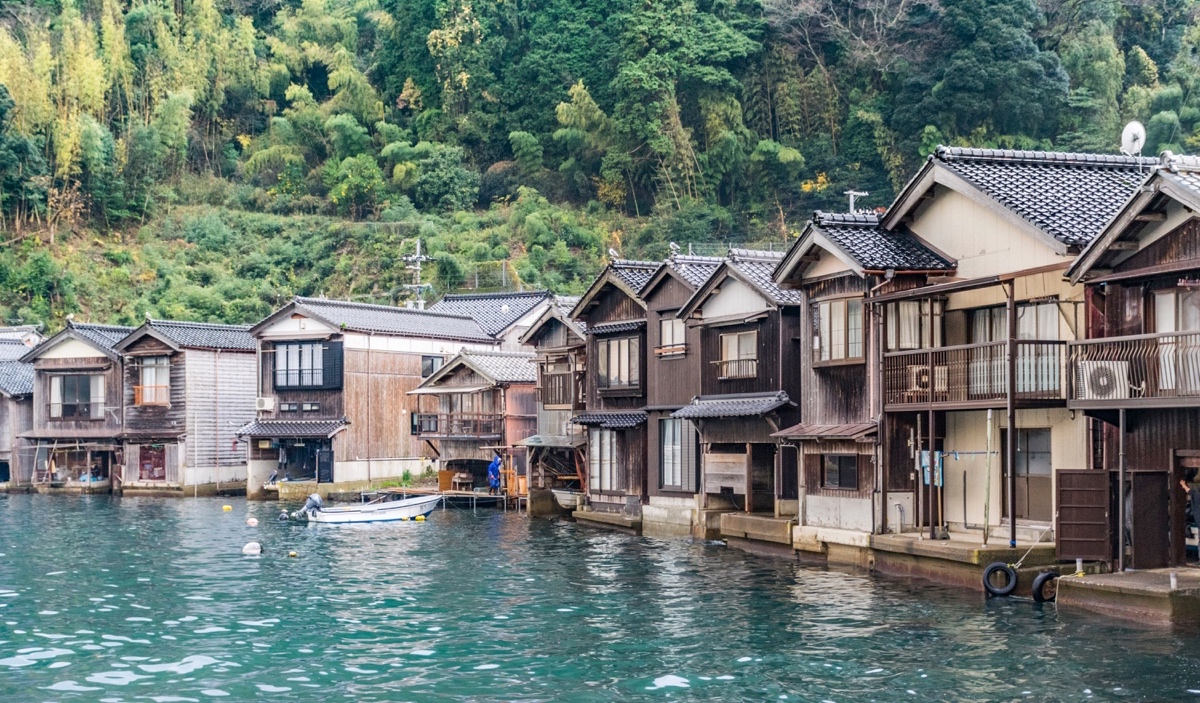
[
  {"x1": 1056, "y1": 470, "x2": 1110, "y2": 561},
  {"x1": 1001, "y1": 428, "x2": 1054, "y2": 522},
  {"x1": 316, "y1": 449, "x2": 334, "y2": 483},
  {"x1": 139, "y1": 445, "x2": 166, "y2": 481},
  {"x1": 1130, "y1": 471, "x2": 1170, "y2": 569}
]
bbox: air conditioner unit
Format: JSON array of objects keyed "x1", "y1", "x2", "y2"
[
  {"x1": 1077, "y1": 360, "x2": 1130, "y2": 400},
  {"x1": 256, "y1": 397, "x2": 275, "y2": 411},
  {"x1": 907, "y1": 365, "x2": 949, "y2": 393}
]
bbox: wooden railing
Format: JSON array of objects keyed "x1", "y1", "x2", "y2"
[
  {"x1": 714, "y1": 358, "x2": 758, "y2": 380},
  {"x1": 1068, "y1": 330, "x2": 1200, "y2": 405},
  {"x1": 413, "y1": 412, "x2": 505, "y2": 438},
  {"x1": 134, "y1": 385, "x2": 170, "y2": 406},
  {"x1": 883, "y1": 340, "x2": 1067, "y2": 408}
]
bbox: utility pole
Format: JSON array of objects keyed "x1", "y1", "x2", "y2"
[
  {"x1": 401, "y1": 238, "x2": 432, "y2": 308},
  {"x1": 845, "y1": 190, "x2": 868, "y2": 213}
]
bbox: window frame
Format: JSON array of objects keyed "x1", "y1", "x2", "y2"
[
  {"x1": 275, "y1": 341, "x2": 325, "y2": 389},
  {"x1": 596, "y1": 335, "x2": 641, "y2": 391},
  {"x1": 49, "y1": 374, "x2": 104, "y2": 420},
  {"x1": 136, "y1": 356, "x2": 171, "y2": 406},
  {"x1": 813, "y1": 296, "x2": 865, "y2": 366},
  {"x1": 539, "y1": 357, "x2": 574, "y2": 408},
  {"x1": 421, "y1": 355, "x2": 444, "y2": 378},
  {"x1": 885, "y1": 300, "x2": 943, "y2": 352},
  {"x1": 821, "y1": 454, "x2": 859, "y2": 491},
  {"x1": 588, "y1": 428, "x2": 620, "y2": 493},
  {"x1": 656, "y1": 317, "x2": 687, "y2": 357},
  {"x1": 717, "y1": 330, "x2": 758, "y2": 379}
]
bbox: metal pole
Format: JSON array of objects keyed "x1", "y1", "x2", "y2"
[
  {"x1": 1006, "y1": 282, "x2": 1017, "y2": 548},
  {"x1": 1118, "y1": 408, "x2": 1127, "y2": 572},
  {"x1": 915, "y1": 416, "x2": 922, "y2": 538},
  {"x1": 929, "y1": 407, "x2": 936, "y2": 540}
]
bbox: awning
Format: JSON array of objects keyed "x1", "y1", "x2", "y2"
[
  {"x1": 571, "y1": 412, "x2": 648, "y2": 429},
  {"x1": 407, "y1": 384, "x2": 490, "y2": 395},
  {"x1": 772, "y1": 422, "x2": 876, "y2": 441},
  {"x1": 236, "y1": 419, "x2": 348, "y2": 439},
  {"x1": 515, "y1": 434, "x2": 586, "y2": 449},
  {"x1": 586, "y1": 320, "x2": 646, "y2": 336},
  {"x1": 671, "y1": 392, "x2": 792, "y2": 420}
]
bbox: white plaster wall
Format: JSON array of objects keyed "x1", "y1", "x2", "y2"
[
  {"x1": 700, "y1": 278, "x2": 769, "y2": 319},
  {"x1": 184, "y1": 463, "x2": 246, "y2": 486},
  {"x1": 247, "y1": 459, "x2": 276, "y2": 499},
  {"x1": 258, "y1": 315, "x2": 337, "y2": 340},
  {"x1": 41, "y1": 338, "x2": 106, "y2": 359},
  {"x1": 805, "y1": 247, "x2": 854, "y2": 279},
  {"x1": 334, "y1": 457, "x2": 431, "y2": 484},
  {"x1": 341, "y1": 333, "x2": 497, "y2": 355},
  {"x1": 804, "y1": 494, "x2": 874, "y2": 532},
  {"x1": 884, "y1": 490, "x2": 916, "y2": 534}
]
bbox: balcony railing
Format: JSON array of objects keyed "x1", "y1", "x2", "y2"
[
  {"x1": 1068, "y1": 330, "x2": 1200, "y2": 406},
  {"x1": 413, "y1": 412, "x2": 505, "y2": 438},
  {"x1": 48, "y1": 402, "x2": 104, "y2": 420},
  {"x1": 714, "y1": 358, "x2": 758, "y2": 380},
  {"x1": 883, "y1": 340, "x2": 1067, "y2": 409},
  {"x1": 134, "y1": 385, "x2": 170, "y2": 406}
]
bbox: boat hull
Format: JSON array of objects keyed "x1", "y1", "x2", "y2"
[
  {"x1": 551, "y1": 489, "x2": 582, "y2": 509},
  {"x1": 307, "y1": 494, "x2": 443, "y2": 524}
]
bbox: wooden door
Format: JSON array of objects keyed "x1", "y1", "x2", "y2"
[
  {"x1": 1056, "y1": 470, "x2": 1110, "y2": 561},
  {"x1": 1130, "y1": 471, "x2": 1170, "y2": 569},
  {"x1": 317, "y1": 449, "x2": 334, "y2": 483}
]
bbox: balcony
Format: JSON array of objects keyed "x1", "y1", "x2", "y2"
[
  {"x1": 883, "y1": 341, "x2": 1067, "y2": 411},
  {"x1": 715, "y1": 358, "x2": 758, "y2": 380},
  {"x1": 134, "y1": 385, "x2": 170, "y2": 406},
  {"x1": 413, "y1": 412, "x2": 505, "y2": 440},
  {"x1": 1068, "y1": 331, "x2": 1200, "y2": 408}
]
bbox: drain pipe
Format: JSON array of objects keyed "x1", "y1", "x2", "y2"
[{"x1": 893, "y1": 502, "x2": 905, "y2": 534}]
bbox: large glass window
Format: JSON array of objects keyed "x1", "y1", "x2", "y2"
[
  {"x1": 588, "y1": 428, "x2": 619, "y2": 492},
  {"x1": 137, "y1": 356, "x2": 170, "y2": 405},
  {"x1": 1013, "y1": 428, "x2": 1052, "y2": 477},
  {"x1": 597, "y1": 336, "x2": 640, "y2": 389},
  {"x1": 718, "y1": 330, "x2": 758, "y2": 378},
  {"x1": 275, "y1": 342, "x2": 324, "y2": 388},
  {"x1": 50, "y1": 374, "x2": 104, "y2": 419},
  {"x1": 814, "y1": 298, "x2": 864, "y2": 364},
  {"x1": 885, "y1": 300, "x2": 942, "y2": 351}
]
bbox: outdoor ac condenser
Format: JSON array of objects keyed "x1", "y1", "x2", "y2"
[
  {"x1": 1076, "y1": 360, "x2": 1130, "y2": 400},
  {"x1": 255, "y1": 397, "x2": 275, "y2": 411}
]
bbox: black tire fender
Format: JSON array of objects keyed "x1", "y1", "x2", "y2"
[
  {"x1": 982, "y1": 561, "x2": 1018, "y2": 597},
  {"x1": 1031, "y1": 571, "x2": 1059, "y2": 603}
]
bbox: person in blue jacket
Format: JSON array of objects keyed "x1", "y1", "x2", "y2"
[{"x1": 487, "y1": 454, "x2": 502, "y2": 495}]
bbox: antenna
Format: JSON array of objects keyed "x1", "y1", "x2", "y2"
[
  {"x1": 844, "y1": 190, "x2": 868, "y2": 213},
  {"x1": 1121, "y1": 121, "x2": 1147, "y2": 157}
]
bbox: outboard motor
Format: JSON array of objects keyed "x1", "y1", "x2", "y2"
[{"x1": 291, "y1": 493, "x2": 323, "y2": 519}]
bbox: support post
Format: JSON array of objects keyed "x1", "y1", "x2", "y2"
[
  {"x1": 1118, "y1": 407, "x2": 1127, "y2": 572},
  {"x1": 1006, "y1": 281, "x2": 1017, "y2": 548},
  {"x1": 929, "y1": 407, "x2": 936, "y2": 540}
]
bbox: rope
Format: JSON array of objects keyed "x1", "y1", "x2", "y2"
[{"x1": 1011, "y1": 511, "x2": 1058, "y2": 570}]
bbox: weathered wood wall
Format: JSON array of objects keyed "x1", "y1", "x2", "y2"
[
  {"x1": 185, "y1": 349, "x2": 256, "y2": 467},
  {"x1": 122, "y1": 337, "x2": 187, "y2": 439},
  {"x1": 31, "y1": 357, "x2": 124, "y2": 438}
]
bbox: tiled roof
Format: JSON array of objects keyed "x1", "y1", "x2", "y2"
[
  {"x1": 671, "y1": 391, "x2": 792, "y2": 420},
  {"x1": 812, "y1": 212, "x2": 954, "y2": 271},
  {"x1": 70, "y1": 322, "x2": 134, "y2": 353},
  {"x1": 666, "y1": 255, "x2": 724, "y2": 289},
  {"x1": 610, "y1": 260, "x2": 660, "y2": 292},
  {"x1": 146, "y1": 320, "x2": 256, "y2": 351},
  {"x1": 461, "y1": 350, "x2": 537, "y2": 383},
  {"x1": 772, "y1": 422, "x2": 876, "y2": 440},
  {"x1": 0, "y1": 339, "x2": 30, "y2": 360},
  {"x1": 0, "y1": 361, "x2": 33, "y2": 397},
  {"x1": 726, "y1": 250, "x2": 805, "y2": 305},
  {"x1": 0, "y1": 325, "x2": 41, "y2": 341},
  {"x1": 571, "y1": 411, "x2": 648, "y2": 429},
  {"x1": 292, "y1": 297, "x2": 494, "y2": 343},
  {"x1": 933, "y1": 147, "x2": 1156, "y2": 248},
  {"x1": 586, "y1": 320, "x2": 646, "y2": 336},
  {"x1": 236, "y1": 419, "x2": 348, "y2": 438},
  {"x1": 427, "y1": 291, "x2": 552, "y2": 336}
]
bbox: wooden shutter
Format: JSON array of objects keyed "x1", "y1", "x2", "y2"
[
  {"x1": 322, "y1": 341, "x2": 344, "y2": 390},
  {"x1": 857, "y1": 453, "x2": 874, "y2": 493},
  {"x1": 803, "y1": 453, "x2": 822, "y2": 491},
  {"x1": 165, "y1": 443, "x2": 180, "y2": 484},
  {"x1": 1056, "y1": 469, "x2": 1110, "y2": 561},
  {"x1": 681, "y1": 421, "x2": 699, "y2": 493}
]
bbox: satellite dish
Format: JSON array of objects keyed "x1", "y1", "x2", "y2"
[{"x1": 1121, "y1": 121, "x2": 1146, "y2": 156}]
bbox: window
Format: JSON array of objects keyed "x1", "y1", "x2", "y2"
[
  {"x1": 596, "y1": 336, "x2": 640, "y2": 389},
  {"x1": 657, "y1": 318, "x2": 686, "y2": 356},
  {"x1": 276, "y1": 342, "x2": 324, "y2": 387},
  {"x1": 540, "y1": 359, "x2": 573, "y2": 407},
  {"x1": 588, "y1": 428, "x2": 619, "y2": 492},
  {"x1": 885, "y1": 300, "x2": 942, "y2": 351},
  {"x1": 660, "y1": 418, "x2": 697, "y2": 490},
  {"x1": 718, "y1": 330, "x2": 757, "y2": 378},
  {"x1": 1012, "y1": 428, "x2": 1052, "y2": 477},
  {"x1": 970, "y1": 302, "x2": 1060, "y2": 343},
  {"x1": 422, "y1": 355, "x2": 444, "y2": 378},
  {"x1": 50, "y1": 374, "x2": 104, "y2": 420},
  {"x1": 822, "y1": 454, "x2": 859, "y2": 490},
  {"x1": 280, "y1": 403, "x2": 299, "y2": 412},
  {"x1": 302, "y1": 402, "x2": 320, "y2": 412},
  {"x1": 814, "y1": 298, "x2": 864, "y2": 364},
  {"x1": 136, "y1": 356, "x2": 170, "y2": 405}
]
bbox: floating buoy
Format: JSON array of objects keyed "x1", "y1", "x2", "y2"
[
  {"x1": 288, "y1": 551, "x2": 298, "y2": 558},
  {"x1": 222, "y1": 505, "x2": 233, "y2": 512},
  {"x1": 400, "y1": 516, "x2": 410, "y2": 521},
  {"x1": 415, "y1": 515, "x2": 426, "y2": 522},
  {"x1": 278, "y1": 511, "x2": 289, "y2": 521},
  {"x1": 246, "y1": 518, "x2": 259, "y2": 527},
  {"x1": 242, "y1": 542, "x2": 262, "y2": 556}
]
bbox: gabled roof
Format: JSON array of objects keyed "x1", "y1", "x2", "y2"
[
  {"x1": 884, "y1": 146, "x2": 1157, "y2": 253},
  {"x1": 426, "y1": 291, "x2": 553, "y2": 336},
  {"x1": 248, "y1": 297, "x2": 495, "y2": 343},
  {"x1": 1069, "y1": 153, "x2": 1200, "y2": 283},
  {"x1": 416, "y1": 349, "x2": 536, "y2": 390},
  {"x1": 0, "y1": 339, "x2": 30, "y2": 361},
  {"x1": 671, "y1": 391, "x2": 793, "y2": 420},
  {"x1": 116, "y1": 319, "x2": 256, "y2": 353},
  {"x1": 22, "y1": 321, "x2": 134, "y2": 362},
  {"x1": 571, "y1": 260, "x2": 659, "y2": 318},
  {"x1": 517, "y1": 303, "x2": 587, "y2": 347},
  {"x1": 0, "y1": 325, "x2": 42, "y2": 343},
  {"x1": 640, "y1": 254, "x2": 724, "y2": 299},
  {"x1": 678, "y1": 249, "x2": 802, "y2": 319},
  {"x1": 0, "y1": 361, "x2": 33, "y2": 398},
  {"x1": 775, "y1": 211, "x2": 954, "y2": 282}
]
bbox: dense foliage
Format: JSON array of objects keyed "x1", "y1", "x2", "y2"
[{"x1": 0, "y1": 0, "x2": 1197, "y2": 326}]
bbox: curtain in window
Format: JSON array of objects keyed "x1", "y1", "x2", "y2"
[
  {"x1": 89, "y1": 376, "x2": 104, "y2": 419},
  {"x1": 661, "y1": 419, "x2": 681, "y2": 487},
  {"x1": 898, "y1": 301, "x2": 921, "y2": 350},
  {"x1": 847, "y1": 299, "x2": 863, "y2": 359}
]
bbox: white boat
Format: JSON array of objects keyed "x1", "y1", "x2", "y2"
[
  {"x1": 306, "y1": 494, "x2": 443, "y2": 524},
  {"x1": 551, "y1": 489, "x2": 583, "y2": 509}
]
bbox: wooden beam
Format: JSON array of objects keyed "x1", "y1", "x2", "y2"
[
  {"x1": 1108, "y1": 241, "x2": 1139, "y2": 250},
  {"x1": 1134, "y1": 212, "x2": 1168, "y2": 222}
]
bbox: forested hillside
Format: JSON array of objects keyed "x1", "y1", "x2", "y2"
[{"x1": 0, "y1": 0, "x2": 1195, "y2": 326}]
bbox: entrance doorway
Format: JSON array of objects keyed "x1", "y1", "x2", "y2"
[{"x1": 1001, "y1": 428, "x2": 1053, "y2": 523}]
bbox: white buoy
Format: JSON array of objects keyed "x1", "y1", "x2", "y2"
[
  {"x1": 246, "y1": 517, "x2": 259, "y2": 527},
  {"x1": 242, "y1": 542, "x2": 262, "y2": 556}
]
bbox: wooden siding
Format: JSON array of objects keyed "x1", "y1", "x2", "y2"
[
  {"x1": 798, "y1": 275, "x2": 872, "y2": 426},
  {"x1": 1113, "y1": 218, "x2": 1200, "y2": 276},
  {"x1": 123, "y1": 339, "x2": 187, "y2": 439},
  {"x1": 342, "y1": 347, "x2": 426, "y2": 460},
  {"x1": 30, "y1": 357, "x2": 123, "y2": 438},
  {"x1": 699, "y1": 317, "x2": 780, "y2": 396},
  {"x1": 801, "y1": 443, "x2": 875, "y2": 499},
  {"x1": 184, "y1": 349, "x2": 256, "y2": 468},
  {"x1": 646, "y1": 274, "x2": 702, "y2": 408},
  {"x1": 259, "y1": 340, "x2": 346, "y2": 421},
  {"x1": 528, "y1": 317, "x2": 580, "y2": 350},
  {"x1": 1100, "y1": 408, "x2": 1200, "y2": 473}
]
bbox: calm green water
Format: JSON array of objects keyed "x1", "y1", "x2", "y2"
[{"x1": 1, "y1": 496, "x2": 1198, "y2": 702}]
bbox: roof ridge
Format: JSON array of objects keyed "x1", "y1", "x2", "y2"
[
  {"x1": 814, "y1": 210, "x2": 880, "y2": 226},
  {"x1": 151, "y1": 319, "x2": 252, "y2": 330},
  {"x1": 934, "y1": 145, "x2": 1157, "y2": 168},
  {"x1": 294, "y1": 296, "x2": 479, "y2": 322},
  {"x1": 611, "y1": 259, "x2": 660, "y2": 268},
  {"x1": 463, "y1": 349, "x2": 535, "y2": 357},
  {"x1": 72, "y1": 322, "x2": 133, "y2": 330},
  {"x1": 437, "y1": 290, "x2": 550, "y2": 301},
  {"x1": 728, "y1": 248, "x2": 785, "y2": 262}
]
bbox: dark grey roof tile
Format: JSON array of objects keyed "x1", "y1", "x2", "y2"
[
  {"x1": 0, "y1": 361, "x2": 33, "y2": 397},
  {"x1": 236, "y1": 419, "x2": 348, "y2": 438},
  {"x1": 571, "y1": 411, "x2": 648, "y2": 429},
  {"x1": 671, "y1": 391, "x2": 792, "y2": 419},
  {"x1": 147, "y1": 320, "x2": 256, "y2": 351},
  {"x1": 812, "y1": 212, "x2": 954, "y2": 271},
  {"x1": 427, "y1": 291, "x2": 552, "y2": 336},
  {"x1": 293, "y1": 297, "x2": 494, "y2": 343}
]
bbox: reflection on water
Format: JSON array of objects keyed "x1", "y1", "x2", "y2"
[{"x1": 1, "y1": 494, "x2": 1198, "y2": 702}]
